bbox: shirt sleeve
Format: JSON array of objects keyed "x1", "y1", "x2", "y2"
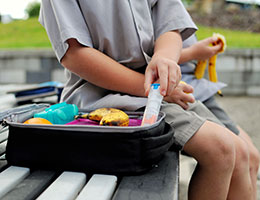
[
  {"x1": 151, "y1": 0, "x2": 197, "y2": 41},
  {"x1": 39, "y1": 0, "x2": 93, "y2": 62}
]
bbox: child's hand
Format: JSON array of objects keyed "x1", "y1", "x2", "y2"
[
  {"x1": 163, "y1": 81, "x2": 195, "y2": 110},
  {"x1": 190, "y1": 36, "x2": 223, "y2": 61},
  {"x1": 144, "y1": 54, "x2": 181, "y2": 97}
]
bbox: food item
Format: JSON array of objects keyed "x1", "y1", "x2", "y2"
[
  {"x1": 76, "y1": 108, "x2": 129, "y2": 126},
  {"x1": 212, "y1": 33, "x2": 226, "y2": 53},
  {"x1": 87, "y1": 108, "x2": 121, "y2": 121},
  {"x1": 100, "y1": 112, "x2": 129, "y2": 126},
  {"x1": 194, "y1": 60, "x2": 207, "y2": 79},
  {"x1": 194, "y1": 33, "x2": 226, "y2": 96},
  {"x1": 23, "y1": 118, "x2": 53, "y2": 125}
]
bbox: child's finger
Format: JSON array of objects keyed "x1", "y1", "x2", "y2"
[
  {"x1": 177, "y1": 100, "x2": 189, "y2": 110},
  {"x1": 183, "y1": 93, "x2": 195, "y2": 103},
  {"x1": 182, "y1": 83, "x2": 194, "y2": 94},
  {"x1": 158, "y1": 63, "x2": 168, "y2": 96},
  {"x1": 212, "y1": 43, "x2": 223, "y2": 53},
  {"x1": 144, "y1": 68, "x2": 154, "y2": 96},
  {"x1": 167, "y1": 63, "x2": 181, "y2": 95},
  {"x1": 167, "y1": 66, "x2": 178, "y2": 95}
]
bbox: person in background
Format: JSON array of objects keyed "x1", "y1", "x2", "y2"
[
  {"x1": 39, "y1": 1, "x2": 255, "y2": 199},
  {"x1": 179, "y1": 34, "x2": 260, "y2": 200}
]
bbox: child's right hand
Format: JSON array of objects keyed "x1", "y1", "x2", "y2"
[
  {"x1": 144, "y1": 54, "x2": 181, "y2": 97},
  {"x1": 163, "y1": 81, "x2": 195, "y2": 110}
]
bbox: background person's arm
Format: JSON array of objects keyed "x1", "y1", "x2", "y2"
[{"x1": 179, "y1": 36, "x2": 222, "y2": 64}]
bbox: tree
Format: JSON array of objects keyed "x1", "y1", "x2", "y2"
[
  {"x1": 25, "y1": 1, "x2": 41, "y2": 18},
  {"x1": 191, "y1": 0, "x2": 226, "y2": 14}
]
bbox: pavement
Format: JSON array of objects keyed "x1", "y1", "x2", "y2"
[{"x1": 179, "y1": 95, "x2": 260, "y2": 200}]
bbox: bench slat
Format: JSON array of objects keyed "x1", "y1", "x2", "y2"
[
  {"x1": 0, "y1": 141, "x2": 7, "y2": 156},
  {"x1": 0, "y1": 127, "x2": 9, "y2": 143},
  {"x1": 1, "y1": 170, "x2": 57, "y2": 200},
  {"x1": 0, "y1": 166, "x2": 30, "y2": 199},
  {"x1": 0, "y1": 160, "x2": 8, "y2": 172},
  {"x1": 36, "y1": 171, "x2": 86, "y2": 200},
  {"x1": 76, "y1": 174, "x2": 117, "y2": 200},
  {"x1": 112, "y1": 151, "x2": 179, "y2": 200}
]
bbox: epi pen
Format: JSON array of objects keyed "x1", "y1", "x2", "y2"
[{"x1": 141, "y1": 83, "x2": 163, "y2": 126}]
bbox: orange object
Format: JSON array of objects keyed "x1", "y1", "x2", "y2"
[{"x1": 23, "y1": 118, "x2": 53, "y2": 125}]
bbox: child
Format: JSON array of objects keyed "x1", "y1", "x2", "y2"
[
  {"x1": 39, "y1": 1, "x2": 254, "y2": 199},
  {"x1": 179, "y1": 34, "x2": 260, "y2": 199}
]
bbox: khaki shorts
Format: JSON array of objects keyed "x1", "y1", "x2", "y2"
[
  {"x1": 203, "y1": 96, "x2": 240, "y2": 135},
  {"x1": 161, "y1": 100, "x2": 224, "y2": 149}
]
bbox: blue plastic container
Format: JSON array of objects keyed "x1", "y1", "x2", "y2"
[{"x1": 34, "y1": 102, "x2": 78, "y2": 124}]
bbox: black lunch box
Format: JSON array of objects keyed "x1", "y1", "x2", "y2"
[{"x1": 0, "y1": 104, "x2": 174, "y2": 175}]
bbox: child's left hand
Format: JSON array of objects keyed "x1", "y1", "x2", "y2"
[{"x1": 163, "y1": 81, "x2": 195, "y2": 110}]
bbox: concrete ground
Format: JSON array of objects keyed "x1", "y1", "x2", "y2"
[{"x1": 179, "y1": 95, "x2": 260, "y2": 200}]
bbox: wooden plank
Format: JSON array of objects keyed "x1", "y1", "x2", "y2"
[
  {"x1": 36, "y1": 171, "x2": 86, "y2": 200},
  {"x1": 0, "y1": 127, "x2": 8, "y2": 143},
  {"x1": 0, "y1": 160, "x2": 8, "y2": 172},
  {"x1": 0, "y1": 141, "x2": 7, "y2": 156},
  {"x1": 76, "y1": 174, "x2": 117, "y2": 200},
  {"x1": 0, "y1": 166, "x2": 30, "y2": 199},
  {"x1": 112, "y1": 151, "x2": 179, "y2": 200},
  {"x1": 0, "y1": 93, "x2": 16, "y2": 111},
  {"x1": 1, "y1": 170, "x2": 57, "y2": 200}
]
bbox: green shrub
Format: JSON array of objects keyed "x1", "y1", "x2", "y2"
[{"x1": 25, "y1": 1, "x2": 41, "y2": 18}]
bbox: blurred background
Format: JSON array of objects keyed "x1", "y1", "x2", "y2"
[{"x1": 0, "y1": 0, "x2": 259, "y2": 199}]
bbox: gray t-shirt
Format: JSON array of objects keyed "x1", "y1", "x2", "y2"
[{"x1": 39, "y1": 0, "x2": 197, "y2": 110}]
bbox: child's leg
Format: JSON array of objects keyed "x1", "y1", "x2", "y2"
[
  {"x1": 226, "y1": 129, "x2": 253, "y2": 200},
  {"x1": 183, "y1": 120, "x2": 235, "y2": 200},
  {"x1": 161, "y1": 102, "x2": 253, "y2": 199},
  {"x1": 203, "y1": 96, "x2": 260, "y2": 199},
  {"x1": 184, "y1": 121, "x2": 253, "y2": 200},
  {"x1": 238, "y1": 126, "x2": 260, "y2": 200}
]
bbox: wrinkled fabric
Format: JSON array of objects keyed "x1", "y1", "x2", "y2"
[{"x1": 39, "y1": 0, "x2": 197, "y2": 110}]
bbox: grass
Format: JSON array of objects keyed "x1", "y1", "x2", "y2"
[
  {"x1": 0, "y1": 18, "x2": 260, "y2": 49},
  {"x1": 196, "y1": 25, "x2": 260, "y2": 48},
  {"x1": 0, "y1": 17, "x2": 51, "y2": 48}
]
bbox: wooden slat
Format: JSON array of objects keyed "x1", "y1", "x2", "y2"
[
  {"x1": 36, "y1": 171, "x2": 86, "y2": 200},
  {"x1": 0, "y1": 166, "x2": 30, "y2": 199},
  {"x1": 76, "y1": 174, "x2": 117, "y2": 200},
  {"x1": 0, "y1": 160, "x2": 8, "y2": 172},
  {"x1": 112, "y1": 151, "x2": 179, "y2": 200},
  {"x1": 0, "y1": 140, "x2": 7, "y2": 156},
  {"x1": 0, "y1": 127, "x2": 9, "y2": 143},
  {"x1": 1, "y1": 170, "x2": 57, "y2": 200}
]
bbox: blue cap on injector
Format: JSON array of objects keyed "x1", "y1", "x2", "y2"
[{"x1": 151, "y1": 83, "x2": 160, "y2": 89}]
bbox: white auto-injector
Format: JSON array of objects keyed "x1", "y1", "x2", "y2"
[{"x1": 141, "y1": 83, "x2": 163, "y2": 126}]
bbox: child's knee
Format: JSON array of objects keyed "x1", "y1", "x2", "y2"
[
  {"x1": 205, "y1": 137, "x2": 236, "y2": 171},
  {"x1": 235, "y1": 139, "x2": 250, "y2": 164},
  {"x1": 184, "y1": 121, "x2": 236, "y2": 171}
]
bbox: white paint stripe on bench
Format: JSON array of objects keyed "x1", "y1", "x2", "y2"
[
  {"x1": 36, "y1": 171, "x2": 86, "y2": 200},
  {"x1": 75, "y1": 174, "x2": 117, "y2": 200},
  {"x1": 0, "y1": 166, "x2": 30, "y2": 198}
]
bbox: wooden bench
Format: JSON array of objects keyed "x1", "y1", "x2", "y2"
[{"x1": 0, "y1": 88, "x2": 179, "y2": 200}]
